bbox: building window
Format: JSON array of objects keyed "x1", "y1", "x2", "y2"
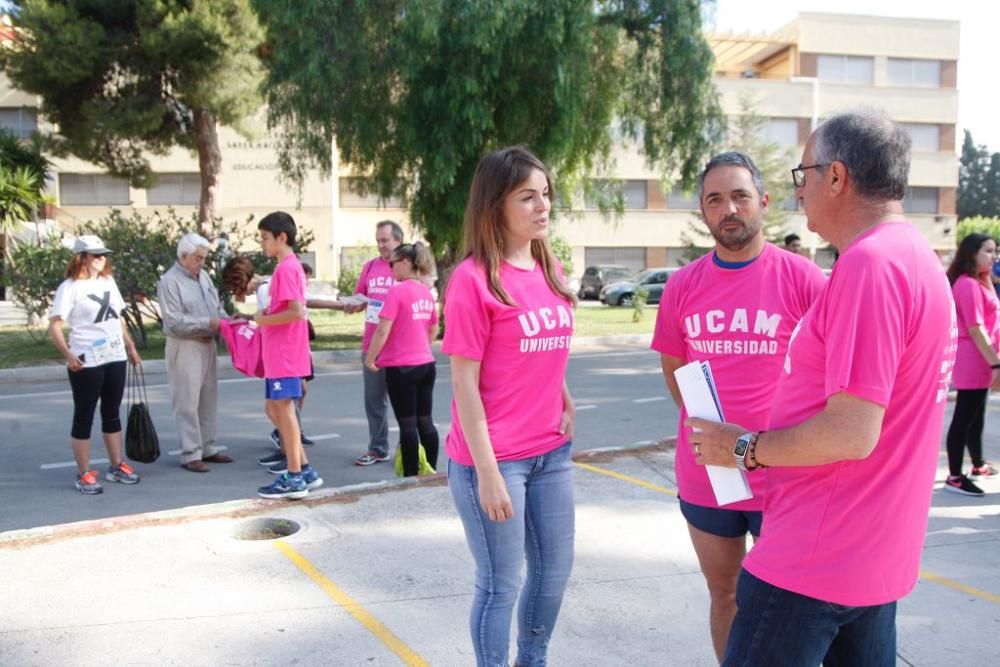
[
  {"x1": 899, "y1": 123, "x2": 940, "y2": 152},
  {"x1": 764, "y1": 118, "x2": 799, "y2": 147},
  {"x1": 584, "y1": 247, "x2": 646, "y2": 274},
  {"x1": 585, "y1": 179, "x2": 648, "y2": 210},
  {"x1": 816, "y1": 55, "x2": 874, "y2": 85},
  {"x1": 887, "y1": 59, "x2": 941, "y2": 88},
  {"x1": 903, "y1": 187, "x2": 938, "y2": 214},
  {"x1": 0, "y1": 107, "x2": 38, "y2": 139},
  {"x1": 667, "y1": 187, "x2": 699, "y2": 210},
  {"x1": 339, "y1": 177, "x2": 406, "y2": 209},
  {"x1": 59, "y1": 174, "x2": 130, "y2": 206},
  {"x1": 147, "y1": 173, "x2": 200, "y2": 205}
]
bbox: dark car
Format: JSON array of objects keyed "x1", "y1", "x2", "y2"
[
  {"x1": 578, "y1": 265, "x2": 632, "y2": 300},
  {"x1": 599, "y1": 267, "x2": 679, "y2": 306}
]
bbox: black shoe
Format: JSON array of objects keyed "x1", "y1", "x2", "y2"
[
  {"x1": 944, "y1": 475, "x2": 984, "y2": 496},
  {"x1": 301, "y1": 434, "x2": 315, "y2": 447}
]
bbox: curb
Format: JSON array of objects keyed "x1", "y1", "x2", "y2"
[
  {"x1": 0, "y1": 438, "x2": 675, "y2": 549},
  {"x1": 0, "y1": 334, "x2": 655, "y2": 384}
]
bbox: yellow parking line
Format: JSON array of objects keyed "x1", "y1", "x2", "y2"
[
  {"x1": 920, "y1": 569, "x2": 1000, "y2": 606},
  {"x1": 274, "y1": 540, "x2": 430, "y2": 666},
  {"x1": 575, "y1": 461, "x2": 678, "y2": 497},
  {"x1": 577, "y1": 463, "x2": 1000, "y2": 607}
]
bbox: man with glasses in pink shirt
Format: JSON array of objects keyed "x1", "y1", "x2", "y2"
[{"x1": 689, "y1": 110, "x2": 957, "y2": 666}]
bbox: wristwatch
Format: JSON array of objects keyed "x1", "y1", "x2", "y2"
[{"x1": 734, "y1": 432, "x2": 760, "y2": 472}]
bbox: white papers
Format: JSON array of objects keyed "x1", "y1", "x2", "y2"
[
  {"x1": 338, "y1": 294, "x2": 369, "y2": 306},
  {"x1": 673, "y1": 360, "x2": 753, "y2": 506}
]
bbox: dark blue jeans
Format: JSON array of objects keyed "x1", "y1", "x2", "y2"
[{"x1": 723, "y1": 570, "x2": 896, "y2": 667}]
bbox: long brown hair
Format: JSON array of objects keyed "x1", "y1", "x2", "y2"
[
  {"x1": 946, "y1": 233, "x2": 995, "y2": 287},
  {"x1": 461, "y1": 146, "x2": 575, "y2": 306},
  {"x1": 65, "y1": 253, "x2": 113, "y2": 280},
  {"x1": 222, "y1": 256, "x2": 256, "y2": 297}
]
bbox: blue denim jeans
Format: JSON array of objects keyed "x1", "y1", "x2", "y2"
[
  {"x1": 723, "y1": 570, "x2": 897, "y2": 667},
  {"x1": 448, "y1": 441, "x2": 575, "y2": 667}
]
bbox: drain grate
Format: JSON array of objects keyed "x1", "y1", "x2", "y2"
[{"x1": 232, "y1": 517, "x2": 301, "y2": 541}]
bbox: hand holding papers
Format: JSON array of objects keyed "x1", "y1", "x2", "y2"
[{"x1": 674, "y1": 360, "x2": 753, "y2": 506}]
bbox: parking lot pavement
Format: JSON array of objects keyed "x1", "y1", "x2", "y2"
[{"x1": 1, "y1": 444, "x2": 998, "y2": 667}]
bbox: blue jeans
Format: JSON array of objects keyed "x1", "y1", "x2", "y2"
[
  {"x1": 448, "y1": 441, "x2": 575, "y2": 667},
  {"x1": 723, "y1": 570, "x2": 897, "y2": 667}
]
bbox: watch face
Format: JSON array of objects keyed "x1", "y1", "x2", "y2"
[{"x1": 734, "y1": 436, "x2": 750, "y2": 457}]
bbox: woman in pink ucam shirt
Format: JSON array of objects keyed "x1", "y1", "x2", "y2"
[
  {"x1": 443, "y1": 146, "x2": 576, "y2": 667},
  {"x1": 365, "y1": 242, "x2": 440, "y2": 477},
  {"x1": 944, "y1": 232, "x2": 1000, "y2": 496}
]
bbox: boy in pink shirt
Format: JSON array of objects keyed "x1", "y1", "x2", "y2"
[
  {"x1": 653, "y1": 151, "x2": 825, "y2": 661},
  {"x1": 689, "y1": 112, "x2": 956, "y2": 665},
  {"x1": 365, "y1": 242, "x2": 440, "y2": 476},
  {"x1": 247, "y1": 212, "x2": 322, "y2": 499}
]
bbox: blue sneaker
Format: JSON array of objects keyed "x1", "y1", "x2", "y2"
[
  {"x1": 267, "y1": 459, "x2": 288, "y2": 475},
  {"x1": 257, "y1": 451, "x2": 286, "y2": 467},
  {"x1": 301, "y1": 465, "x2": 323, "y2": 490},
  {"x1": 257, "y1": 473, "x2": 308, "y2": 499},
  {"x1": 301, "y1": 434, "x2": 316, "y2": 447},
  {"x1": 269, "y1": 429, "x2": 281, "y2": 449}
]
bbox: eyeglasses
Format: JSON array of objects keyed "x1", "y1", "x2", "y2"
[{"x1": 791, "y1": 164, "x2": 829, "y2": 188}]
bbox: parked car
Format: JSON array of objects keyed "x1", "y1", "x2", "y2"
[
  {"x1": 600, "y1": 267, "x2": 679, "y2": 306},
  {"x1": 578, "y1": 265, "x2": 632, "y2": 299}
]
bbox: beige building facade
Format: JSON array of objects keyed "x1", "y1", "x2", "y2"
[{"x1": 0, "y1": 11, "x2": 960, "y2": 283}]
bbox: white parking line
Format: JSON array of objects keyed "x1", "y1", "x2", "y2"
[
  {"x1": 576, "y1": 404, "x2": 597, "y2": 411},
  {"x1": 41, "y1": 445, "x2": 230, "y2": 469},
  {"x1": 633, "y1": 396, "x2": 667, "y2": 403}
]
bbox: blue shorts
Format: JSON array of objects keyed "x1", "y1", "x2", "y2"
[
  {"x1": 679, "y1": 497, "x2": 762, "y2": 538},
  {"x1": 264, "y1": 377, "x2": 303, "y2": 400}
]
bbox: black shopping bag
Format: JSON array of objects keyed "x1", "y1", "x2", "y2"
[{"x1": 125, "y1": 362, "x2": 160, "y2": 464}]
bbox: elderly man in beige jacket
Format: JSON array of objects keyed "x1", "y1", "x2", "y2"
[{"x1": 157, "y1": 232, "x2": 232, "y2": 472}]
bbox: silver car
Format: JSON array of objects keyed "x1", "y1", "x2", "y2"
[{"x1": 600, "y1": 268, "x2": 678, "y2": 306}]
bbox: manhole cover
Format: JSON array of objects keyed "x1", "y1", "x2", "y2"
[{"x1": 232, "y1": 517, "x2": 301, "y2": 541}]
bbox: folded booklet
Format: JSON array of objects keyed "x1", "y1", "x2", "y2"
[
  {"x1": 337, "y1": 294, "x2": 369, "y2": 306},
  {"x1": 673, "y1": 360, "x2": 752, "y2": 506}
]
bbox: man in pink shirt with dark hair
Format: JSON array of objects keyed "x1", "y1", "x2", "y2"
[
  {"x1": 653, "y1": 151, "x2": 825, "y2": 661},
  {"x1": 690, "y1": 110, "x2": 957, "y2": 666}
]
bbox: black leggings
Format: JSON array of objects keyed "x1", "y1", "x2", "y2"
[
  {"x1": 385, "y1": 362, "x2": 439, "y2": 477},
  {"x1": 945, "y1": 388, "x2": 989, "y2": 476},
  {"x1": 67, "y1": 361, "x2": 127, "y2": 440}
]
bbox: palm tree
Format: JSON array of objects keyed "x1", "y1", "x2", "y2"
[{"x1": 0, "y1": 165, "x2": 43, "y2": 299}]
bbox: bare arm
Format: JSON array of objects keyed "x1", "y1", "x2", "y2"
[
  {"x1": 48, "y1": 317, "x2": 83, "y2": 371},
  {"x1": 659, "y1": 354, "x2": 685, "y2": 409},
  {"x1": 451, "y1": 355, "x2": 513, "y2": 522},
  {"x1": 559, "y1": 381, "x2": 575, "y2": 440},
  {"x1": 254, "y1": 300, "x2": 306, "y2": 327},
  {"x1": 688, "y1": 392, "x2": 886, "y2": 468},
  {"x1": 968, "y1": 325, "x2": 1000, "y2": 390},
  {"x1": 365, "y1": 318, "x2": 393, "y2": 371},
  {"x1": 307, "y1": 297, "x2": 348, "y2": 311}
]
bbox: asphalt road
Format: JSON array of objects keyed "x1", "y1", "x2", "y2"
[{"x1": 0, "y1": 345, "x2": 677, "y2": 533}]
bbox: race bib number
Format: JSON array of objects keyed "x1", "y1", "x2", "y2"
[
  {"x1": 91, "y1": 330, "x2": 126, "y2": 365},
  {"x1": 365, "y1": 299, "x2": 384, "y2": 325}
]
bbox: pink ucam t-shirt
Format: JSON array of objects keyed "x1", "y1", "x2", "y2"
[
  {"x1": 218, "y1": 319, "x2": 264, "y2": 378},
  {"x1": 651, "y1": 243, "x2": 825, "y2": 511},
  {"x1": 356, "y1": 257, "x2": 396, "y2": 352},
  {"x1": 376, "y1": 279, "x2": 438, "y2": 367},
  {"x1": 261, "y1": 253, "x2": 311, "y2": 378},
  {"x1": 951, "y1": 274, "x2": 1000, "y2": 389},
  {"x1": 744, "y1": 221, "x2": 957, "y2": 607},
  {"x1": 443, "y1": 258, "x2": 574, "y2": 465}
]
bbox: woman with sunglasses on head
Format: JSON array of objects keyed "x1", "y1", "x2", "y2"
[
  {"x1": 48, "y1": 235, "x2": 141, "y2": 495},
  {"x1": 443, "y1": 146, "x2": 576, "y2": 667},
  {"x1": 364, "y1": 242, "x2": 440, "y2": 476},
  {"x1": 944, "y1": 232, "x2": 1000, "y2": 496}
]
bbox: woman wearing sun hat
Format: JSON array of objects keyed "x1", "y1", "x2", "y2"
[{"x1": 48, "y1": 235, "x2": 142, "y2": 494}]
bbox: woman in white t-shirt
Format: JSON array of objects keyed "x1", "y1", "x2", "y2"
[{"x1": 48, "y1": 235, "x2": 141, "y2": 495}]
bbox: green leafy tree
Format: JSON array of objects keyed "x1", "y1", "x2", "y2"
[
  {"x1": 956, "y1": 216, "x2": 1000, "y2": 245},
  {"x1": 549, "y1": 235, "x2": 574, "y2": 278},
  {"x1": 253, "y1": 0, "x2": 722, "y2": 269},
  {"x1": 0, "y1": 236, "x2": 70, "y2": 337},
  {"x1": 678, "y1": 91, "x2": 796, "y2": 263},
  {"x1": 2, "y1": 0, "x2": 266, "y2": 229},
  {"x1": 957, "y1": 130, "x2": 1000, "y2": 220},
  {"x1": 0, "y1": 128, "x2": 50, "y2": 297}
]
